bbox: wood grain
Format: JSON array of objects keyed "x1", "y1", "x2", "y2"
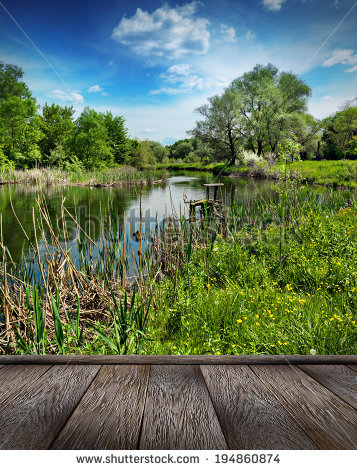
[
  {"x1": 0, "y1": 365, "x2": 51, "y2": 412},
  {"x1": 348, "y1": 365, "x2": 357, "y2": 372},
  {"x1": 299, "y1": 365, "x2": 357, "y2": 410},
  {"x1": 51, "y1": 365, "x2": 150, "y2": 450},
  {"x1": 0, "y1": 355, "x2": 356, "y2": 365},
  {"x1": 0, "y1": 365, "x2": 100, "y2": 449},
  {"x1": 201, "y1": 365, "x2": 317, "y2": 449},
  {"x1": 250, "y1": 365, "x2": 357, "y2": 449},
  {"x1": 139, "y1": 365, "x2": 227, "y2": 450}
]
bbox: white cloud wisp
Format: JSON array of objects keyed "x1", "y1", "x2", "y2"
[{"x1": 263, "y1": 0, "x2": 287, "y2": 11}]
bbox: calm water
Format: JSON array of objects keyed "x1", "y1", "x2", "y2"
[{"x1": 0, "y1": 171, "x2": 275, "y2": 265}]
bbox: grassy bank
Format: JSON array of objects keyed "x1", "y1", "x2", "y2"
[
  {"x1": 157, "y1": 160, "x2": 357, "y2": 189},
  {"x1": 0, "y1": 178, "x2": 356, "y2": 355},
  {"x1": 0, "y1": 166, "x2": 167, "y2": 187}
]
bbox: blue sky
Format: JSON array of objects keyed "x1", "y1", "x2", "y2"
[{"x1": 1, "y1": 0, "x2": 356, "y2": 144}]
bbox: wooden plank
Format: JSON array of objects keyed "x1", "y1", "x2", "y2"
[
  {"x1": 202, "y1": 184, "x2": 224, "y2": 187},
  {"x1": 0, "y1": 365, "x2": 52, "y2": 412},
  {"x1": 0, "y1": 355, "x2": 356, "y2": 365},
  {"x1": 299, "y1": 365, "x2": 357, "y2": 410},
  {"x1": 348, "y1": 365, "x2": 357, "y2": 372},
  {"x1": 51, "y1": 365, "x2": 150, "y2": 450},
  {"x1": 201, "y1": 365, "x2": 317, "y2": 450},
  {"x1": 251, "y1": 365, "x2": 357, "y2": 449},
  {"x1": 0, "y1": 365, "x2": 100, "y2": 449},
  {"x1": 140, "y1": 365, "x2": 227, "y2": 450}
]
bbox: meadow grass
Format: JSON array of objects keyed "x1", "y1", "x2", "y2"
[{"x1": 0, "y1": 179, "x2": 356, "y2": 355}]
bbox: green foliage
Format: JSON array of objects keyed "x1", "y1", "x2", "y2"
[
  {"x1": 0, "y1": 62, "x2": 32, "y2": 99},
  {"x1": 346, "y1": 136, "x2": 357, "y2": 159},
  {"x1": 172, "y1": 141, "x2": 194, "y2": 159},
  {"x1": 322, "y1": 106, "x2": 357, "y2": 159},
  {"x1": 39, "y1": 103, "x2": 75, "y2": 160},
  {"x1": 190, "y1": 88, "x2": 244, "y2": 165},
  {"x1": 128, "y1": 140, "x2": 156, "y2": 169},
  {"x1": 68, "y1": 107, "x2": 113, "y2": 168},
  {"x1": 190, "y1": 63, "x2": 311, "y2": 164},
  {"x1": 103, "y1": 111, "x2": 130, "y2": 163}
]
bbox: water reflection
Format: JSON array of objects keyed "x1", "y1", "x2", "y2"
[{"x1": 0, "y1": 172, "x2": 275, "y2": 263}]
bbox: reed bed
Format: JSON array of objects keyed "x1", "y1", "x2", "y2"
[
  {"x1": 0, "y1": 176, "x2": 356, "y2": 355},
  {"x1": 0, "y1": 166, "x2": 167, "y2": 187}
]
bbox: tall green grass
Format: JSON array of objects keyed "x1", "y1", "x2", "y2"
[{"x1": 0, "y1": 179, "x2": 356, "y2": 355}]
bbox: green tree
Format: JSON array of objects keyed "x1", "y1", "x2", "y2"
[
  {"x1": 322, "y1": 106, "x2": 357, "y2": 159},
  {"x1": 0, "y1": 62, "x2": 42, "y2": 167},
  {"x1": 0, "y1": 62, "x2": 32, "y2": 99},
  {"x1": 128, "y1": 140, "x2": 156, "y2": 169},
  {"x1": 290, "y1": 113, "x2": 323, "y2": 160},
  {"x1": 189, "y1": 89, "x2": 244, "y2": 165},
  {"x1": 229, "y1": 64, "x2": 311, "y2": 157},
  {"x1": 172, "y1": 141, "x2": 194, "y2": 160},
  {"x1": 147, "y1": 140, "x2": 169, "y2": 163},
  {"x1": 103, "y1": 112, "x2": 130, "y2": 163},
  {"x1": 68, "y1": 107, "x2": 113, "y2": 168},
  {"x1": 39, "y1": 103, "x2": 75, "y2": 160}
]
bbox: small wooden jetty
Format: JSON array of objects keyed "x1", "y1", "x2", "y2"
[
  {"x1": 186, "y1": 183, "x2": 224, "y2": 217},
  {"x1": 0, "y1": 355, "x2": 356, "y2": 450}
]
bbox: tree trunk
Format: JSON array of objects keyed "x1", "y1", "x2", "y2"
[
  {"x1": 316, "y1": 141, "x2": 321, "y2": 160},
  {"x1": 257, "y1": 140, "x2": 263, "y2": 157},
  {"x1": 228, "y1": 129, "x2": 236, "y2": 166}
]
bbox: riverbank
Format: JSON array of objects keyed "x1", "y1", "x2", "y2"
[
  {"x1": 1, "y1": 179, "x2": 356, "y2": 355},
  {"x1": 156, "y1": 160, "x2": 357, "y2": 189},
  {"x1": 0, "y1": 166, "x2": 168, "y2": 187}
]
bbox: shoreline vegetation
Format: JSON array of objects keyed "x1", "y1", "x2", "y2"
[
  {"x1": 0, "y1": 171, "x2": 356, "y2": 356},
  {"x1": 156, "y1": 160, "x2": 357, "y2": 189},
  {"x1": 0, "y1": 166, "x2": 168, "y2": 188},
  {"x1": 0, "y1": 159, "x2": 356, "y2": 190}
]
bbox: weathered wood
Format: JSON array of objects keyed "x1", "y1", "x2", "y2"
[
  {"x1": 202, "y1": 184, "x2": 225, "y2": 186},
  {"x1": 51, "y1": 365, "x2": 150, "y2": 450},
  {"x1": 0, "y1": 365, "x2": 100, "y2": 449},
  {"x1": 250, "y1": 365, "x2": 357, "y2": 449},
  {"x1": 0, "y1": 365, "x2": 51, "y2": 412},
  {"x1": 201, "y1": 365, "x2": 317, "y2": 450},
  {"x1": 140, "y1": 365, "x2": 227, "y2": 450},
  {"x1": 299, "y1": 365, "x2": 357, "y2": 410},
  {"x1": 348, "y1": 365, "x2": 357, "y2": 372},
  {"x1": 0, "y1": 355, "x2": 356, "y2": 365}
]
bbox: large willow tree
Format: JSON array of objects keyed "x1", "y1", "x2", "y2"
[{"x1": 190, "y1": 64, "x2": 312, "y2": 164}]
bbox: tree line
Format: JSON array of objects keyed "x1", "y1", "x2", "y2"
[
  {"x1": 0, "y1": 61, "x2": 171, "y2": 171},
  {"x1": 188, "y1": 63, "x2": 357, "y2": 164},
  {"x1": 0, "y1": 61, "x2": 356, "y2": 171}
]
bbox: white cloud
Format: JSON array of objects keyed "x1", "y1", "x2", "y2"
[
  {"x1": 220, "y1": 24, "x2": 237, "y2": 43},
  {"x1": 166, "y1": 64, "x2": 192, "y2": 76},
  {"x1": 323, "y1": 49, "x2": 357, "y2": 67},
  {"x1": 87, "y1": 84, "x2": 103, "y2": 93},
  {"x1": 108, "y1": 61, "x2": 113, "y2": 66},
  {"x1": 346, "y1": 64, "x2": 357, "y2": 73},
  {"x1": 111, "y1": 1, "x2": 210, "y2": 59},
  {"x1": 150, "y1": 64, "x2": 229, "y2": 96},
  {"x1": 263, "y1": 0, "x2": 287, "y2": 11},
  {"x1": 245, "y1": 31, "x2": 256, "y2": 40},
  {"x1": 322, "y1": 96, "x2": 334, "y2": 101},
  {"x1": 48, "y1": 89, "x2": 84, "y2": 104},
  {"x1": 150, "y1": 87, "x2": 183, "y2": 95}
]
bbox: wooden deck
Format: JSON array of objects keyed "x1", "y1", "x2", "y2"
[{"x1": 0, "y1": 355, "x2": 356, "y2": 450}]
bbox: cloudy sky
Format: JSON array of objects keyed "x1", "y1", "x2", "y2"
[{"x1": 1, "y1": 0, "x2": 356, "y2": 144}]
